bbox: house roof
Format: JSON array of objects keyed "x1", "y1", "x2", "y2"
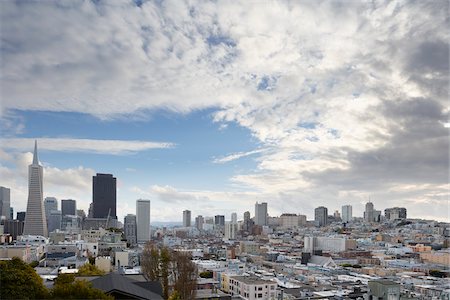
[{"x1": 90, "y1": 273, "x2": 163, "y2": 300}]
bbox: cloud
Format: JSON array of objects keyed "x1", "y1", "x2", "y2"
[
  {"x1": 212, "y1": 149, "x2": 265, "y2": 164},
  {"x1": 0, "y1": 138, "x2": 173, "y2": 155},
  {"x1": 1, "y1": 1, "x2": 448, "y2": 221}
]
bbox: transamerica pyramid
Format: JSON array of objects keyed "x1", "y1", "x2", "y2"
[{"x1": 23, "y1": 140, "x2": 48, "y2": 237}]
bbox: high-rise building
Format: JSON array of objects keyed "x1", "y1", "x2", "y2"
[
  {"x1": 244, "y1": 211, "x2": 250, "y2": 221},
  {"x1": 385, "y1": 207, "x2": 407, "y2": 221},
  {"x1": 195, "y1": 215, "x2": 204, "y2": 230},
  {"x1": 92, "y1": 173, "x2": 117, "y2": 219},
  {"x1": 23, "y1": 141, "x2": 48, "y2": 237},
  {"x1": 364, "y1": 202, "x2": 381, "y2": 222},
  {"x1": 254, "y1": 202, "x2": 268, "y2": 226},
  {"x1": 314, "y1": 206, "x2": 328, "y2": 227},
  {"x1": 214, "y1": 215, "x2": 225, "y2": 226},
  {"x1": 243, "y1": 211, "x2": 253, "y2": 233},
  {"x1": 61, "y1": 199, "x2": 76, "y2": 216},
  {"x1": 16, "y1": 211, "x2": 26, "y2": 222},
  {"x1": 0, "y1": 186, "x2": 11, "y2": 220},
  {"x1": 183, "y1": 210, "x2": 191, "y2": 227},
  {"x1": 341, "y1": 205, "x2": 353, "y2": 223},
  {"x1": 231, "y1": 212, "x2": 237, "y2": 224},
  {"x1": 225, "y1": 221, "x2": 238, "y2": 240},
  {"x1": 48, "y1": 210, "x2": 62, "y2": 233},
  {"x1": 9, "y1": 207, "x2": 13, "y2": 220},
  {"x1": 136, "y1": 199, "x2": 150, "y2": 243},
  {"x1": 44, "y1": 197, "x2": 58, "y2": 223},
  {"x1": 124, "y1": 214, "x2": 137, "y2": 245}
]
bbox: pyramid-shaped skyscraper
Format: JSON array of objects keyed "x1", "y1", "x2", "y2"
[{"x1": 23, "y1": 140, "x2": 48, "y2": 237}]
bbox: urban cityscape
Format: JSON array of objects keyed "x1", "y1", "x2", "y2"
[{"x1": 0, "y1": 1, "x2": 449, "y2": 300}]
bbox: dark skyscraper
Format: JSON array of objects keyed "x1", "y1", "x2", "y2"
[
  {"x1": 61, "y1": 199, "x2": 76, "y2": 216},
  {"x1": 17, "y1": 211, "x2": 26, "y2": 222},
  {"x1": 93, "y1": 173, "x2": 117, "y2": 219},
  {"x1": 314, "y1": 206, "x2": 328, "y2": 227}
]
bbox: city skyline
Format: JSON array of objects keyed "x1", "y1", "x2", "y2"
[{"x1": 0, "y1": 1, "x2": 448, "y2": 223}]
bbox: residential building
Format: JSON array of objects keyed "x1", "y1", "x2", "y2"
[
  {"x1": 227, "y1": 276, "x2": 277, "y2": 300},
  {"x1": 225, "y1": 222, "x2": 238, "y2": 240},
  {"x1": 195, "y1": 215, "x2": 204, "y2": 230},
  {"x1": 23, "y1": 141, "x2": 48, "y2": 237},
  {"x1": 384, "y1": 207, "x2": 407, "y2": 220},
  {"x1": 304, "y1": 236, "x2": 357, "y2": 253},
  {"x1": 231, "y1": 212, "x2": 237, "y2": 224},
  {"x1": 341, "y1": 205, "x2": 353, "y2": 223},
  {"x1": 254, "y1": 202, "x2": 268, "y2": 226},
  {"x1": 93, "y1": 173, "x2": 117, "y2": 219},
  {"x1": 136, "y1": 199, "x2": 150, "y2": 243}
]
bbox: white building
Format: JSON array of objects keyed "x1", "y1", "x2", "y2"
[
  {"x1": 341, "y1": 205, "x2": 353, "y2": 223},
  {"x1": 228, "y1": 276, "x2": 277, "y2": 300},
  {"x1": 0, "y1": 186, "x2": 11, "y2": 220},
  {"x1": 225, "y1": 221, "x2": 238, "y2": 240},
  {"x1": 304, "y1": 236, "x2": 356, "y2": 253},
  {"x1": 136, "y1": 199, "x2": 150, "y2": 243},
  {"x1": 280, "y1": 214, "x2": 307, "y2": 228},
  {"x1": 231, "y1": 212, "x2": 237, "y2": 224},
  {"x1": 254, "y1": 202, "x2": 268, "y2": 226}
]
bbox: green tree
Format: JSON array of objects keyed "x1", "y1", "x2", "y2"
[
  {"x1": 77, "y1": 263, "x2": 105, "y2": 276},
  {"x1": 199, "y1": 271, "x2": 213, "y2": 278},
  {"x1": 160, "y1": 247, "x2": 171, "y2": 300},
  {"x1": 0, "y1": 257, "x2": 49, "y2": 299},
  {"x1": 51, "y1": 275, "x2": 113, "y2": 299}
]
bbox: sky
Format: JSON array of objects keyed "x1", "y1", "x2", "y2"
[{"x1": 0, "y1": 0, "x2": 449, "y2": 223}]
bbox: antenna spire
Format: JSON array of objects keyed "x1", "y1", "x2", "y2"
[{"x1": 33, "y1": 140, "x2": 39, "y2": 165}]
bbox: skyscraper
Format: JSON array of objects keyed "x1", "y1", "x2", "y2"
[
  {"x1": 47, "y1": 210, "x2": 62, "y2": 233},
  {"x1": 195, "y1": 215, "x2": 204, "y2": 230},
  {"x1": 254, "y1": 202, "x2": 268, "y2": 226},
  {"x1": 93, "y1": 173, "x2": 117, "y2": 219},
  {"x1": 23, "y1": 141, "x2": 48, "y2": 237},
  {"x1": 314, "y1": 206, "x2": 328, "y2": 227},
  {"x1": 214, "y1": 215, "x2": 225, "y2": 226},
  {"x1": 61, "y1": 199, "x2": 76, "y2": 216},
  {"x1": 17, "y1": 211, "x2": 26, "y2": 222},
  {"x1": 0, "y1": 186, "x2": 11, "y2": 220},
  {"x1": 124, "y1": 214, "x2": 137, "y2": 245},
  {"x1": 384, "y1": 207, "x2": 407, "y2": 221},
  {"x1": 44, "y1": 197, "x2": 58, "y2": 221},
  {"x1": 364, "y1": 202, "x2": 374, "y2": 222},
  {"x1": 231, "y1": 212, "x2": 237, "y2": 224},
  {"x1": 136, "y1": 199, "x2": 150, "y2": 243},
  {"x1": 341, "y1": 205, "x2": 353, "y2": 223},
  {"x1": 183, "y1": 210, "x2": 191, "y2": 227}
]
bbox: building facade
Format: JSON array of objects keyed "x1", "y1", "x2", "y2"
[
  {"x1": 124, "y1": 214, "x2": 137, "y2": 245},
  {"x1": 136, "y1": 199, "x2": 150, "y2": 243},
  {"x1": 254, "y1": 202, "x2": 268, "y2": 226},
  {"x1": 314, "y1": 206, "x2": 328, "y2": 227},
  {"x1": 61, "y1": 199, "x2": 76, "y2": 216},
  {"x1": 183, "y1": 210, "x2": 191, "y2": 227},
  {"x1": 23, "y1": 141, "x2": 48, "y2": 237},
  {"x1": 0, "y1": 186, "x2": 11, "y2": 220},
  {"x1": 341, "y1": 205, "x2": 353, "y2": 223},
  {"x1": 92, "y1": 173, "x2": 117, "y2": 219}
]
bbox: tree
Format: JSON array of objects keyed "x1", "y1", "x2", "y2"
[
  {"x1": 199, "y1": 271, "x2": 213, "y2": 278},
  {"x1": 51, "y1": 274, "x2": 113, "y2": 299},
  {"x1": 168, "y1": 290, "x2": 181, "y2": 300},
  {"x1": 160, "y1": 247, "x2": 171, "y2": 300},
  {"x1": 171, "y1": 251, "x2": 197, "y2": 300},
  {"x1": 0, "y1": 257, "x2": 49, "y2": 299},
  {"x1": 77, "y1": 263, "x2": 105, "y2": 276},
  {"x1": 142, "y1": 243, "x2": 160, "y2": 281}
]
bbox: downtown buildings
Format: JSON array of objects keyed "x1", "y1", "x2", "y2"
[{"x1": 136, "y1": 199, "x2": 150, "y2": 243}]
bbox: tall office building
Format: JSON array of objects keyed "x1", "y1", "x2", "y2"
[
  {"x1": 364, "y1": 202, "x2": 381, "y2": 222},
  {"x1": 225, "y1": 221, "x2": 238, "y2": 240},
  {"x1": 92, "y1": 173, "x2": 117, "y2": 219},
  {"x1": 17, "y1": 212, "x2": 26, "y2": 222},
  {"x1": 341, "y1": 205, "x2": 353, "y2": 223},
  {"x1": 61, "y1": 199, "x2": 76, "y2": 216},
  {"x1": 214, "y1": 215, "x2": 225, "y2": 226},
  {"x1": 195, "y1": 215, "x2": 204, "y2": 230},
  {"x1": 314, "y1": 206, "x2": 328, "y2": 227},
  {"x1": 231, "y1": 212, "x2": 237, "y2": 224},
  {"x1": 124, "y1": 214, "x2": 137, "y2": 245},
  {"x1": 0, "y1": 186, "x2": 11, "y2": 220},
  {"x1": 9, "y1": 207, "x2": 13, "y2": 220},
  {"x1": 136, "y1": 199, "x2": 150, "y2": 243},
  {"x1": 254, "y1": 202, "x2": 268, "y2": 226},
  {"x1": 183, "y1": 210, "x2": 191, "y2": 227},
  {"x1": 47, "y1": 210, "x2": 62, "y2": 233},
  {"x1": 44, "y1": 197, "x2": 58, "y2": 221},
  {"x1": 23, "y1": 141, "x2": 48, "y2": 237}
]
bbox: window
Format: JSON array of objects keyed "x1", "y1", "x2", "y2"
[
  {"x1": 258, "y1": 287, "x2": 263, "y2": 291},
  {"x1": 258, "y1": 293, "x2": 263, "y2": 298}
]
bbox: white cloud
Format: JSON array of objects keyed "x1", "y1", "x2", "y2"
[
  {"x1": 212, "y1": 149, "x2": 265, "y2": 164},
  {"x1": 1, "y1": 1, "x2": 448, "y2": 220},
  {"x1": 0, "y1": 138, "x2": 173, "y2": 155}
]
